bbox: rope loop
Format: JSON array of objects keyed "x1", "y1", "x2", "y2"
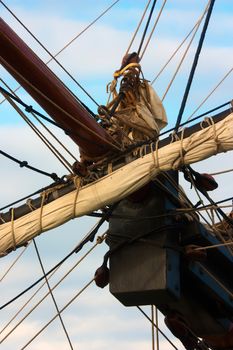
[
  {"x1": 96, "y1": 235, "x2": 106, "y2": 244},
  {"x1": 149, "y1": 139, "x2": 160, "y2": 179},
  {"x1": 39, "y1": 192, "x2": 46, "y2": 234},
  {"x1": 10, "y1": 208, "x2": 17, "y2": 250},
  {"x1": 0, "y1": 213, "x2": 6, "y2": 224},
  {"x1": 72, "y1": 177, "x2": 82, "y2": 218},
  {"x1": 26, "y1": 198, "x2": 36, "y2": 211},
  {"x1": 170, "y1": 130, "x2": 179, "y2": 143},
  {"x1": 202, "y1": 116, "x2": 221, "y2": 153},
  {"x1": 179, "y1": 128, "x2": 187, "y2": 167}
]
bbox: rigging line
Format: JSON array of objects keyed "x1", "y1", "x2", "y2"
[
  {"x1": 210, "y1": 168, "x2": 233, "y2": 176},
  {"x1": 186, "y1": 67, "x2": 233, "y2": 122},
  {"x1": 0, "y1": 208, "x2": 112, "y2": 311},
  {"x1": 137, "y1": 306, "x2": 179, "y2": 350},
  {"x1": 184, "y1": 168, "x2": 233, "y2": 250},
  {"x1": 32, "y1": 239, "x2": 74, "y2": 350},
  {"x1": 162, "y1": 0, "x2": 210, "y2": 101},
  {"x1": 1, "y1": 78, "x2": 77, "y2": 162},
  {"x1": 0, "y1": 233, "x2": 106, "y2": 344},
  {"x1": 0, "y1": 0, "x2": 120, "y2": 107},
  {"x1": 0, "y1": 84, "x2": 113, "y2": 152},
  {"x1": 186, "y1": 166, "x2": 233, "y2": 229},
  {"x1": 0, "y1": 180, "x2": 66, "y2": 212},
  {"x1": 20, "y1": 278, "x2": 94, "y2": 350},
  {"x1": 140, "y1": 0, "x2": 167, "y2": 60},
  {"x1": 158, "y1": 172, "x2": 220, "y2": 236},
  {"x1": 0, "y1": 264, "x2": 61, "y2": 336},
  {"x1": 195, "y1": 241, "x2": 233, "y2": 251},
  {"x1": 151, "y1": 15, "x2": 205, "y2": 85},
  {"x1": 0, "y1": 227, "x2": 104, "y2": 335},
  {"x1": 137, "y1": 0, "x2": 158, "y2": 57},
  {"x1": 0, "y1": 85, "x2": 66, "y2": 130},
  {"x1": 125, "y1": 0, "x2": 152, "y2": 55},
  {"x1": 0, "y1": 150, "x2": 59, "y2": 181},
  {"x1": 1, "y1": 235, "x2": 106, "y2": 345},
  {"x1": 175, "y1": 0, "x2": 216, "y2": 131},
  {"x1": 155, "y1": 307, "x2": 159, "y2": 350},
  {"x1": 1, "y1": 83, "x2": 73, "y2": 172},
  {"x1": 88, "y1": 198, "x2": 233, "y2": 219},
  {"x1": 0, "y1": 0, "x2": 118, "y2": 111},
  {"x1": 151, "y1": 305, "x2": 155, "y2": 350},
  {"x1": 0, "y1": 245, "x2": 28, "y2": 282},
  {"x1": 0, "y1": 59, "x2": 123, "y2": 151},
  {"x1": 129, "y1": 100, "x2": 231, "y2": 151}
]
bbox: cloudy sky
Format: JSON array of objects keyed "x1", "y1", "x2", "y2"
[{"x1": 0, "y1": 0, "x2": 233, "y2": 349}]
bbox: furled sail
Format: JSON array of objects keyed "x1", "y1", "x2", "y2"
[{"x1": 1, "y1": 113, "x2": 232, "y2": 256}]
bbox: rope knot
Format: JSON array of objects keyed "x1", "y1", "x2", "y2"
[{"x1": 20, "y1": 160, "x2": 28, "y2": 168}]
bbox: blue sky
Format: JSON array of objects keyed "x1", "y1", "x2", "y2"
[{"x1": 0, "y1": 1, "x2": 233, "y2": 349}]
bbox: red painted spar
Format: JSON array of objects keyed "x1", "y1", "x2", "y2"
[{"x1": 0, "y1": 18, "x2": 118, "y2": 159}]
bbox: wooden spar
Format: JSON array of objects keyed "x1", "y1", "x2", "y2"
[{"x1": 0, "y1": 18, "x2": 118, "y2": 159}]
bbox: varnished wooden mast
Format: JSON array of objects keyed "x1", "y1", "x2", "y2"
[{"x1": 0, "y1": 18, "x2": 118, "y2": 159}]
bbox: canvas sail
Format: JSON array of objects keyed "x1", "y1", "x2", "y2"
[{"x1": 0, "y1": 113, "x2": 233, "y2": 256}]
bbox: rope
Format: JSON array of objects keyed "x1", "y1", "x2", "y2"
[
  {"x1": 151, "y1": 305, "x2": 155, "y2": 350},
  {"x1": 0, "y1": 208, "x2": 112, "y2": 311},
  {"x1": 10, "y1": 208, "x2": 16, "y2": 251},
  {"x1": 140, "y1": 0, "x2": 167, "y2": 60},
  {"x1": 20, "y1": 278, "x2": 94, "y2": 350},
  {"x1": 0, "y1": 261, "x2": 60, "y2": 336},
  {"x1": 155, "y1": 307, "x2": 159, "y2": 350},
  {"x1": 0, "y1": 0, "x2": 120, "y2": 106},
  {"x1": 151, "y1": 14, "x2": 208, "y2": 84},
  {"x1": 0, "y1": 0, "x2": 117, "y2": 111},
  {"x1": 0, "y1": 58, "x2": 123, "y2": 152},
  {"x1": 196, "y1": 262, "x2": 233, "y2": 300},
  {"x1": 0, "y1": 180, "x2": 66, "y2": 212},
  {"x1": 125, "y1": 0, "x2": 152, "y2": 55},
  {"x1": 194, "y1": 241, "x2": 233, "y2": 251},
  {"x1": 1, "y1": 87, "x2": 73, "y2": 173},
  {"x1": 137, "y1": 306, "x2": 179, "y2": 350},
  {"x1": 183, "y1": 167, "x2": 233, "y2": 252},
  {"x1": 210, "y1": 168, "x2": 233, "y2": 176},
  {"x1": 0, "y1": 245, "x2": 28, "y2": 282},
  {"x1": 33, "y1": 239, "x2": 74, "y2": 350},
  {"x1": 137, "y1": 0, "x2": 158, "y2": 57},
  {"x1": 1, "y1": 78, "x2": 77, "y2": 162},
  {"x1": 0, "y1": 86, "x2": 67, "y2": 130},
  {"x1": 162, "y1": 0, "x2": 210, "y2": 101},
  {"x1": 127, "y1": 101, "x2": 232, "y2": 153},
  {"x1": 175, "y1": 0, "x2": 216, "y2": 131},
  {"x1": 0, "y1": 232, "x2": 106, "y2": 343},
  {"x1": 0, "y1": 150, "x2": 60, "y2": 181},
  {"x1": 186, "y1": 67, "x2": 233, "y2": 122}
]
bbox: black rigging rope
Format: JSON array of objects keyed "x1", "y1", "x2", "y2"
[
  {"x1": 0, "y1": 101, "x2": 231, "y2": 213},
  {"x1": 0, "y1": 205, "x2": 115, "y2": 311},
  {"x1": 0, "y1": 85, "x2": 108, "y2": 150},
  {"x1": 175, "y1": 0, "x2": 216, "y2": 131},
  {"x1": 130, "y1": 100, "x2": 232, "y2": 151},
  {"x1": 137, "y1": 0, "x2": 157, "y2": 57},
  {"x1": 0, "y1": 86, "x2": 65, "y2": 130},
  {"x1": 0, "y1": 180, "x2": 66, "y2": 212},
  {"x1": 0, "y1": 150, "x2": 59, "y2": 181}
]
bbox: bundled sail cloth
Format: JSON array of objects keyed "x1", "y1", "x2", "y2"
[{"x1": 0, "y1": 113, "x2": 233, "y2": 256}]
